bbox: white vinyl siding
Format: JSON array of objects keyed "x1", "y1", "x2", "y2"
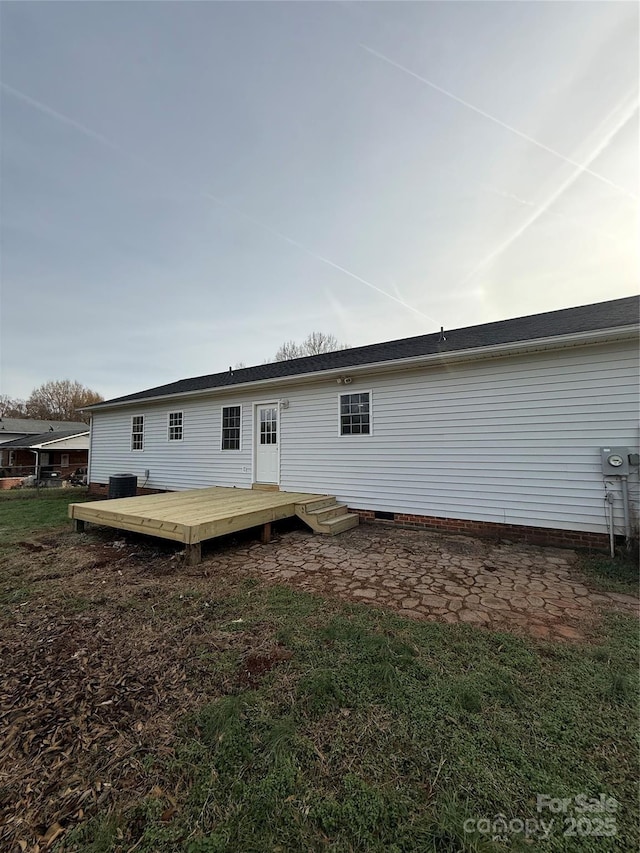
[
  {"x1": 89, "y1": 339, "x2": 639, "y2": 536},
  {"x1": 93, "y1": 399, "x2": 254, "y2": 491},
  {"x1": 281, "y1": 341, "x2": 639, "y2": 536}
]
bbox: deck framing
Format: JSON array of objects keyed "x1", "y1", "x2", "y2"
[{"x1": 68, "y1": 486, "x2": 327, "y2": 547}]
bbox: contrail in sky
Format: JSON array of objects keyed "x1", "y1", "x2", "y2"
[
  {"x1": 458, "y1": 93, "x2": 639, "y2": 286},
  {"x1": 1, "y1": 82, "x2": 132, "y2": 158},
  {"x1": 200, "y1": 190, "x2": 436, "y2": 322},
  {"x1": 360, "y1": 43, "x2": 638, "y2": 201},
  {"x1": 1, "y1": 81, "x2": 435, "y2": 324}
]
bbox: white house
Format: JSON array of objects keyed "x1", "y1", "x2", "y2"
[{"x1": 84, "y1": 296, "x2": 639, "y2": 549}]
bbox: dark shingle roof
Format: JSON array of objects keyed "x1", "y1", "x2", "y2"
[
  {"x1": 0, "y1": 418, "x2": 88, "y2": 436},
  {"x1": 92, "y1": 295, "x2": 639, "y2": 408},
  {"x1": 0, "y1": 430, "x2": 89, "y2": 448}
]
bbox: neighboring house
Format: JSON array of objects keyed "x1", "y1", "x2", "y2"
[
  {"x1": 0, "y1": 418, "x2": 89, "y2": 445},
  {"x1": 83, "y1": 296, "x2": 639, "y2": 549},
  {"x1": 0, "y1": 424, "x2": 89, "y2": 485}
]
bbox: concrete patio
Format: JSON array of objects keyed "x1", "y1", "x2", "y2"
[{"x1": 210, "y1": 524, "x2": 638, "y2": 642}]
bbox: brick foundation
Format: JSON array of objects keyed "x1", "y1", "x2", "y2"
[{"x1": 351, "y1": 508, "x2": 610, "y2": 551}]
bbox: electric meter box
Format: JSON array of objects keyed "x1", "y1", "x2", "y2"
[{"x1": 600, "y1": 447, "x2": 630, "y2": 476}]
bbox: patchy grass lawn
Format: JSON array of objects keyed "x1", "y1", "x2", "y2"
[
  {"x1": 578, "y1": 552, "x2": 639, "y2": 595},
  {"x1": 0, "y1": 487, "x2": 89, "y2": 544},
  {"x1": 0, "y1": 492, "x2": 637, "y2": 852}
]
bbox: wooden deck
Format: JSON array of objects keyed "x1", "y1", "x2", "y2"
[{"x1": 68, "y1": 487, "x2": 351, "y2": 563}]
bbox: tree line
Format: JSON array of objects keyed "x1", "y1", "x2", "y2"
[{"x1": 0, "y1": 380, "x2": 103, "y2": 423}]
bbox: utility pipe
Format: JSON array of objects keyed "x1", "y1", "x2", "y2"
[
  {"x1": 620, "y1": 475, "x2": 631, "y2": 550},
  {"x1": 605, "y1": 490, "x2": 615, "y2": 559}
]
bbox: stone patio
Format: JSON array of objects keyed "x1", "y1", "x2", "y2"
[{"x1": 214, "y1": 524, "x2": 638, "y2": 642}]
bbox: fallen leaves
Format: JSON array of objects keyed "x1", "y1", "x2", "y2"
[
  {"x1": 0, "y1": 600, "x2": 240, "y2": 850},
  {"x1": 42, "y1": 822, "x2": 64, "y2": 847},
  {"x1": 0, "y1": 529, "x2": 293, "y2": 851}
]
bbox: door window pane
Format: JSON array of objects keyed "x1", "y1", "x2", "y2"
[{"x1": 259, "y1": 408, "x2": 277, "y2": 444}]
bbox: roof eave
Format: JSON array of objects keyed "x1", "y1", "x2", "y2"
[
  {"x1": 82, "y1": 324, "x2": 639, "y2": 413},
  {"x1": 2, "y1": 431, "x2": 90, "y2": 449},
  {"x1": 31, "y1": 432, "x2": 90, "y2": 449}
]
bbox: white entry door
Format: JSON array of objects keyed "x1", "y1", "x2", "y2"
[{"x1": 255, "y1": 404, "x2": 279, "y2": 484}]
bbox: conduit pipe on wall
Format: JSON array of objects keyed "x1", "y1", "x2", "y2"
[
  {"x1": 605, "y1": 490, "x2": 615, "y2": 559},
  {"x1": 620, "y1": 475, "x2": 631, "y2": 550}
]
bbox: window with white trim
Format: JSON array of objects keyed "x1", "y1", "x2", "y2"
[
  {"x1": 221, "y1": 405, "x2": 241, "y2": 450},
  {"x1": 168, "y1": 411, "x2": 183, "y2": 441},
  {"x1": 131, "y1": 415, "x2": 144, "y2": 451},
  {"x1": 61, "y1": 453, "x2": 70, "y2": 468},
  {"x1": 340, "y1": 392, "x2": 371, "y2": 435}
]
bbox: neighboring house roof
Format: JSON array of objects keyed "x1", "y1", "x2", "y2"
[
  {"x1": 0, "y1": 418, "x2": 88, "y2": 436},
  {"x1": 0, "y1": 430, "x2": 89, "y2": 449},
  {"x1": 88, "y1": 295, "x2": 639, "y2": 410}
]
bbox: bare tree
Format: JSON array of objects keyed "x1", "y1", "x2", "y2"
[
  {"x1": 274, "y1": 340, "x2": 304, "y2": 361},
  {"x1": 303, "y1": 332, "x2": 349, "y2": 355},
  {"x1": 25, "y1": 380, "x2": 103, "y2": 422},
  {"x1": 273, "y1": 332, "x2": 348, "y2": 362},
  {"x1": 0, "y1": 395, "x2": 27, "y2": 417}
]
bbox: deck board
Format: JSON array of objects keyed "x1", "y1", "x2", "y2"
[{"x1": 69, "y1": 486, "x2": 326, "y2": 545}]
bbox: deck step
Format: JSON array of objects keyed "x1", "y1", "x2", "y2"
[
  {"x1": 309, "y1": 503, "x2": 349, "y2": 523},
  {"x1": 298, "y1": 496, "x2": 338, "y2": 512},
  {"x1": 295, "y1": 496, "x2": 359, "y2": 536},
  {"x1": 320, "y1": 513, "x2": 360, "y2": 535}
]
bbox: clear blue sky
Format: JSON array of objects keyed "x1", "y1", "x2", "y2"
[{"x1": 1, "y1": 1, "x2": 638, "y2": 400}]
